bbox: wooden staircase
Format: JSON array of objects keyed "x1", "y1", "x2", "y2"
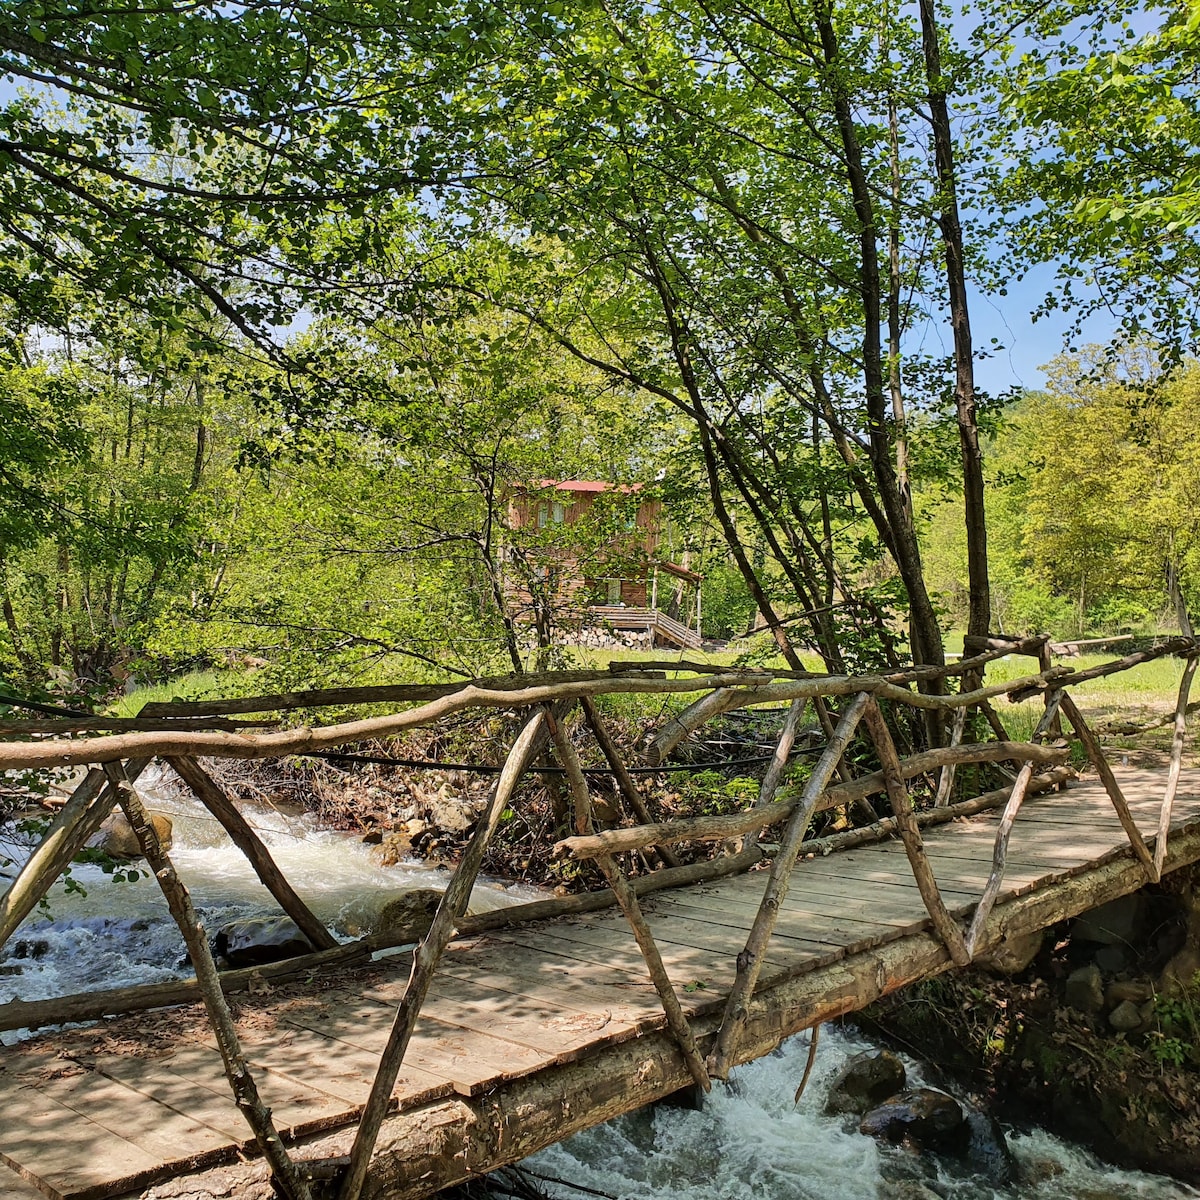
[{"x1": 587, "y1": 605, "x2": 703, "y2": 649}]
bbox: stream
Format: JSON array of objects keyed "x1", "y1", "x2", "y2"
[{"x1": 0, "y1": 772, "x2": 1195, "y2": 1200}]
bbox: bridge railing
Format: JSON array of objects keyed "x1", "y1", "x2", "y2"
[{"x1": 0, "y1": 633, "x2": 1197, "y2": 1200}]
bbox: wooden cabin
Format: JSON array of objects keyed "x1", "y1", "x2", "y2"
[{"x1": 503, "y1": 481, "x2": 702, "y2": 650}]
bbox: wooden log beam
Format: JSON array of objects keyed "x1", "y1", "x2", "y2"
[
  {"x1": 861, "y1": 699, "x2": 970, "y2": 966},
  {"x1": 1059, "y1": 693, "x2": 1159, "y2": 883},
  {"x1": 0, "y1": 756, "x2": 151, "y2": 951},
  {"x1": 149, "y1": 823, "x2": 1200, "y2": 1200},
  {"x1": 548, "y1": 708, "x2": 710, "y2": 1093},
  {"x1": 101, "y1": 762, "x2": 314, "y2": 1200},
  {"x1": 0, "y1": 715, "x2": 278, "y2": 735},
  {"x1": 166, "y1": 756, "x2": 338, "y2": 952},
  {"x1": 1008, "y1": 636, "x2": 1200, "y2": 701},
  {"x1": 0, "y1": 940, "x2": 372, "y2": 1032},
  {"x1": 336, "y1": 709, "x2": 551, "y2": 1200},
  {"x1": 1155, "y1": 656, "x2": 1198, "y2": 876},
  {"x1": 798, "y1": 766, "x2": 1075, "y2": 858},
  {"x1": 707, "y1": 693, "x2": 869, "y2": 1081},
  {"x1": 0, "y1": 669, "x2": 1068, "y2": 773},
  {"x1": 137, "y1": 668, "x2": 666, "y2": 719},
  {"x1": 555, "y1": 741, "x2": 1070, "y2": 861},
  {"x1": 580, "y1": 696, "x2": 681, "y2": 868}
]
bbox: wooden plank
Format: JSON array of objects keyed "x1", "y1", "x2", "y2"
[
  {"x1": 0, "y1": 1161, "x2": 49, "y2": 1200},
  {"x1": 204, "y1": 1018, "x2": 450, "y2": 1111},
  {"x1": 82, "y1": 1041, "x2": 352, "y2": 1144},
  {"x1": 0, "y1": 1062, "x2": 164, "y2": 1200},
  {"x1": 410, "y1": 976, "x2": 654, "y2": 1063},
  {"x1": 279, "y1": 994, "x2": 551, "y2": 1097}
]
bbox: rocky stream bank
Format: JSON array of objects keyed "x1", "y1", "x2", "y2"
[{"x1": 859, "y1": 864, "x2": 1200, "y2": 1184}]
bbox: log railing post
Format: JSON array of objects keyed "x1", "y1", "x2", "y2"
[
  {"x1": 0, "y1": 756, "x2": 151, "y2": 951},
  {"x1": 964, "y1": 691, "x2": 1064, "y2": 958},
  {"x1": 548, "y1": 706, "x2": 711, "y2": 1093},
  {"x1": 336, "y1": 708, "x2": 550, "y2": 1200},
  {"x1": 1154, "y1": 654, "x2": 1198, "y2": 876},
  {"x1": 707, "y1": 692, "x2": 871, "y2": 1080},
  {"x1": 100, "y1": 761, "x2": 314, "y2": 1200},
  {"x1": 861, "y1": 698, "x2": 971, "y2": 966},
  {"x1": 933, "y1": 702, "x2": 968, "y2": 807},
  {"x1": 580, "y1": 695, "x2": 681, "y2": 868},
  {"x1": 1059, "y1": 693, "x2": 1159, "y2": 883},
  {"x1": 166, "y1": 755, "x2": 338, "y2": 952}
]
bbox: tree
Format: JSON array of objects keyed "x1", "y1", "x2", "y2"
[{"x1": 1000, "y1": 0, "x2": 1200, "y2": 356}]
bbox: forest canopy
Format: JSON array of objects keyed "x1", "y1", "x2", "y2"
[{"x1": 1, "y1": 0, "x2": 1198, "y2": 701}]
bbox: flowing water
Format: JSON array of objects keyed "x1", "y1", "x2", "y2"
[{"x1": 0, "y1": 774, "x2": 1195, "y2": 1199}]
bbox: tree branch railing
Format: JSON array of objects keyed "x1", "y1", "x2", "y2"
[{"x1": 1, "y1": 634, "x2": 1197, "y2": 1197}]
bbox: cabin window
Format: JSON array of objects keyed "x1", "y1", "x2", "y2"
[
  {"x1": 606, "y1": 578, "x2": 622, "y2": 604},
  {"x1": 552, "y1": 502, "x2": 566, "y2": 524},
  {"x1": 537, "y1": 503, "x2": 549, "y2": 529}
]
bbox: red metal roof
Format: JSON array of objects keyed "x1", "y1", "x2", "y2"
[{"x1": 534, "y1": 480, "x2": 643, "y2": 493}]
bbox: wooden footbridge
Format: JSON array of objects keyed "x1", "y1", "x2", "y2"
[{"x1": 0, "y1": 634, "x2": 1198, "y2": 1200}]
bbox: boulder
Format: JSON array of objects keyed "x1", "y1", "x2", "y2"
[
  {"x1": 1105, "y1": 979, "x2": 1154, "y2": 1007},
  {"x1": 976, "y1": 930, "x2": 1043, "y2": 976},
  {"x1": 375, "y1": 888, "x2": 443, "y2": 941},
  {"x1": 1158, "y1": 944, "x2": 1200, "y2": 998},
  {"x1": 1064, "y1": 964, "x2": 1104, "y2": 1014},
  {"x1": 965, "y1": 1110, "x2": 1015, "y2": 1185},
  {"x1": 214, "y1": 917, "x2": 313, "y2": 968},
  {"x1": 859, "y1": 1088, "x2": 966, "y2": 1150},
  {"x1": 93, "y1": 810, "x2": 173, "y2": 859},
  {"x1": 1107, "y1": 1000, "x2": 1144, "y2": 1033},
  {"x1": 825, "y1": 1050, "x2": 907, "y2": 1115},
  {"x1": 1072, "y1": 894, "x2": 1144, "y2": 947}
]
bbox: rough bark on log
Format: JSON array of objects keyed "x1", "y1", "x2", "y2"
[
  {"x1": 167, "y1": 756, "x2": 337, "y2": 952},
  {"x1": 337, "y1": 709, "x2": 550, "y2": 1200},
  {"x1": 580, "y1": 696, "x2": 681, "y2": 868},
  {"x1": 548, "y1": 708, "x2": 710, "y2": 1092},
  {"x1": 1155, "y1": 656, "x2": 1197, "y2": 876},
  {"x1": 0, "y1": 756, "x2": 151, "y2": 951},
  {"x1": 708, "y1": 693, "x2": 869, "y2": 1080},
  {"x1": 101, "y1": 762, "x2": 314, "y2": 1200},
  {"x1": 861, "y1": 699, "x2": 970, "y2": 966},
  {"x1": 1059, "y1": 693, "x2": 1159, "y2": 883},
  {"x1": 1008, "y1": 637, "x2": 1199, "y2": 701},
  {"x1": 556, "y1": 741, "x2": 1069, "y2": 861},
  {"x1": 141, "y1": 823, "x2": 1200, "y2": 1200},
  {"x1": 0, "y1": 670, "x2": 1067, "y2": 772}
]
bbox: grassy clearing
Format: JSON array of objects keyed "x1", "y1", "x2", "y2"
[{"x1": 107, "y1": 671, "x2": 234, "y2": 716}]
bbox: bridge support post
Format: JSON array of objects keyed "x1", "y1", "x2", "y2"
[
  {"x1": 0, "y1": 757, "x2": 151, "y2": 952},
  {"x1": 708, "y1": 692, "x2": 870, "y2": 1080},
  {"x1": 1155, "y1": 653, "x2": 1198, "y2": 876},
  {"x1": 1060, "y1": 693, "x2": 1159, "y2": 883},
  {"x1": 861, "y1": 698, "x2": 971, "y2": 966},
  {"x1": 167, "y1": 755, "x2": 338, "y2": 953},
  {"x1": 337, "y1": 708, "x2": 551, "y2": 1200},
  {"x1": 101, "y1": 760, "x2": 315, "y2": 1200},
  {"x1": 548, "y1": 705, "x2": 711, "y2": 1094}
]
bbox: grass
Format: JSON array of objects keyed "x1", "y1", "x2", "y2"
[{"x1": 107, "y1": 671, "x2": 234, "y2": 717}]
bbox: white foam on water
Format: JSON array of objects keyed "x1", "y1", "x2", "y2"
[{"x1": 530, "y1": 1028, "x2": 1197, "y2": 1200}]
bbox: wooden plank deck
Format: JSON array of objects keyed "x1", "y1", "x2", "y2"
[{"x1": 2, "y1": 765, "x2": 1200, "y2": 1200}]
